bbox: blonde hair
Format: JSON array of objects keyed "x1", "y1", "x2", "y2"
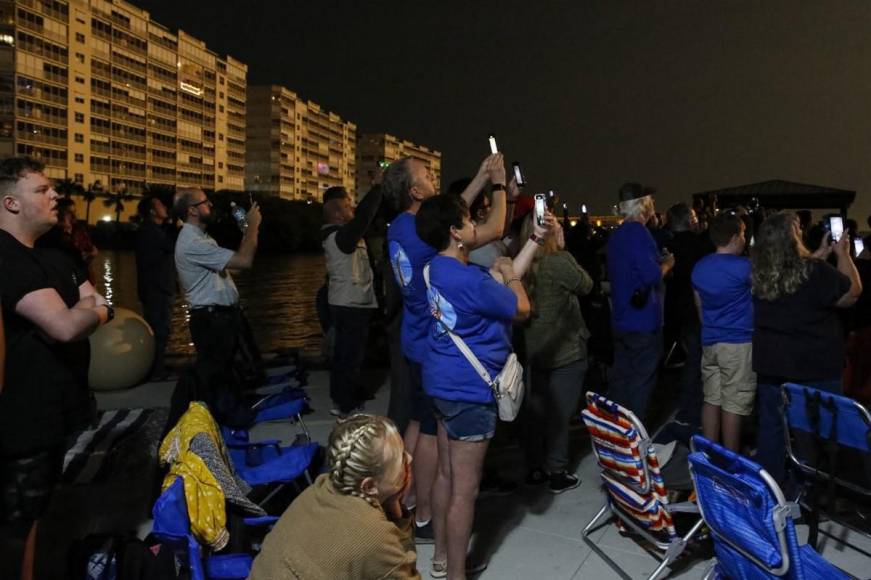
[
  {"x1": 327, "y1": 414, "x2": 400, "y2": 509},
  {"x1": 518, "y1": 214, "x2": 559, "y2": 311},
  {"x1": 617, "y1": 195, "x2": 653, "y2": 220},
  {"x1": 751, "y1": 211, "x2": 811, "y2": 301}
]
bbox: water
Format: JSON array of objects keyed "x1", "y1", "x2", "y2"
[{"x1": 94, "y1": 250, "x2": 327, "y2": 358}]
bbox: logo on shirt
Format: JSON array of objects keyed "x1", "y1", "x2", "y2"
[
  {"x1": 427, "y1": 286, "x2": 457, "y2": 335},
  {"x1": 389, "y1": 241, "x2": 413, "y2": 289}
]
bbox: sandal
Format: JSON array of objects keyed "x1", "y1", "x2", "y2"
[{"x1": 430, "y1": 558, "x2": 488, "y2": 578}]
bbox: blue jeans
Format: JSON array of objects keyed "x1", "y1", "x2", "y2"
[
  {"x1": 756, "y1": 378, "x2": 842, "y2": 485},
  {"x1": 609, "y1": 329, "x2": 662, "y2": 419}
]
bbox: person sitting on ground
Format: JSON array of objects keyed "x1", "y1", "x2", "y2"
[
  {"x1": 692, "y1": 212, "x2": 754, "y2": 452},
  {"x1": 751, "y1": 211, "x2": 862, "y2": 484},
  {"x1": 519, "y1": 214, "x2": 593, "y2": 493},
  {"x1": 416, "y1": 193, "x2": 553, "y2": 579},
  {"x1": 248, "y1": 414, "x2": 419, "y2": 580}
]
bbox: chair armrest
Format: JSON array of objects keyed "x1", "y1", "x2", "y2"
[{"x1": 666, "y1": 501, "x2": 700, "y2": 514}]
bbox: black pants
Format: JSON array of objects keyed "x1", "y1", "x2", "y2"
[
  {"x1": 189, "y1": 306, "x2": 241, "y2": 391},
  {"x1": 675, "y1": 321, "x2": 703, "y2": 426},
  {"x1": 140, "y1": 291, "x2": 173, "y2": 377},
  {"x1": 386, "y1": 312, "x2": 412, "y2": 433},
  {"x1": 329, "y1": 306, "x2": 373, "y2": 413}
]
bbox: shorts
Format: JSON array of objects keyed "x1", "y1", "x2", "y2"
[
  {"x1": 407, "y1": 360, "x2": 437, "y2": 436},
  {"x1": 431, "y1": 397, "x2": 497, "y2": 442},
  {"x1": 702, "y1": 342, "x2": 757, "y2": 416}
]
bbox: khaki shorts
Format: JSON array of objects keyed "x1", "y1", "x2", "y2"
[{"x1": 702, "y1": 342, "x2": 757, "y2": 416}]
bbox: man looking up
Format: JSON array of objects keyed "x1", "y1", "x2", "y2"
[
  {"x1": 173, "y1": 188, "x2": 261, "y2": 398},
  {"x1": 383, "y1": 153, "x2": 506, "y2": 551},
  {"x1": 321, "y1": 183, "x2": 383, "y2": 417},
  {"x1": 135, "y1": 195, "x2": 176, "y2": 381},
  {"x1": 606, "y1": 182, "x2": 674, "y2": 418},
  {"x1": 0, "y1": 157, "x2": 111, "y2": 578}
]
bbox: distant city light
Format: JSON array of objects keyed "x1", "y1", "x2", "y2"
[
  {"x1": 596, "y1": 220, "x2": 602, "y2": 227},
  {"x1": 570, "y1": 220, "x2": 578, "y2": 227},
  {"x1": 101, "y1": 215, "x2": 112, "y2": 222}
]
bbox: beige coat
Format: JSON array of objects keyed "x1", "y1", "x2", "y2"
[{"x1": 247, "y1": 474, "x2": 420, "y2": 580}]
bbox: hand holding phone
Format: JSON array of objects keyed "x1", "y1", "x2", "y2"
[
  {"x1": 829, "y1": 216, "x2": 844, "y2": 242},
  {"x1": 512, "y1": 162, "x2": 525, "y2": 187},
  {"x1": 534, "y1": 194, "x2": 546, "y2": 227},
  {"x1": 855, "y1": 238, "x2": 865, "y2": 256},
  {"x1": 488, "y1": 134, "x2": 498, "y2": 154}
]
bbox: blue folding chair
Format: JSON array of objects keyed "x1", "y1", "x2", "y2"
[
  {"x1": 688, "y1": 435, "x2": 850, "y2": 579},
  {"x1": 152, "y1": 477, "x2": 277, "y2": 580},
  {"x1": 782, "y1": 383, "x2": 871, "y2": 550}
]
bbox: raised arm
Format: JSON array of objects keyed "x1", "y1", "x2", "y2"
[
  {"x1": 833, "y1": 234, "x2": 863, "y2": 308},
  {"x1": 469, "y1": 154, "x2": 507, "y2": 247},
  {"x1": 334, "y1": 186, "x2": 383, "y2": 254},
  {"x1": 226, "y1": 202, "x2": 261, "y2": 270},
  {"x1": 460, "y1": 154, "x2": 499, "y2": 207},
  {"x1": 510, "y1": 212, "x2": 556, "y2": 278}
]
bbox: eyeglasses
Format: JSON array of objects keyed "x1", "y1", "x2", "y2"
[{"x1": 190, "y1": 198, "x2": 211, "y2": 208}]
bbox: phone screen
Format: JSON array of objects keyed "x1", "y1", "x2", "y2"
[
  {"x1": 855, "y1": 238, "x2": 865, "y2": 255},
  {"x1": 581, "y1": 204, "x2": 587, "y2": 214},
  {"x1": 534, "y1": 194, "x2": 546, "y2": 226},
  {"x1": 488, "y1": 135, "x2": 498, "y2": 154},
  {"x1": 512, "y1": 162, "x2": 524, "y2": 186},
  {"x1": 829, "y1": 216, "x2": 844, "y2": 242}
]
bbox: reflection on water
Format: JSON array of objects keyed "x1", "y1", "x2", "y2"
[{"x1": 94, "y1": 250, "x2": 326, "y2": 357}]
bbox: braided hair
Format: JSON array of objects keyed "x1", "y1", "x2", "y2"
[{"x1": 327, "y1": 414, "x2": 400, "y2": 510}]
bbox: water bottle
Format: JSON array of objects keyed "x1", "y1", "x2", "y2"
[{"x1": 230, "y1": 201, "x2": 248, "y2": 233}]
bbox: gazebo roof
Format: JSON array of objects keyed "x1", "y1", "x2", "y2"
[{"x1": 691, "y1": 179, "x2": 855, "y2": 211}]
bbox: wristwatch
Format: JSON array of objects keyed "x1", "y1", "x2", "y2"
[
  {"x1": 491, "y1": 183, "x2": 506, "y2": 192},
  {"x1": 100, "y1": 303, "x2": 115, "y2": 322},
  {"x1": 529, "y1": 233, "x2": 545, "y2": 246}
]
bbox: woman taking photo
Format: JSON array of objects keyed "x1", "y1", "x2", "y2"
[
  {"x1": 415, "y1": 193, "x2": 553, "y2": 579},
  {"x1": 519, "y1": 215, "x2": 593, "y2": 493},
  {"x1": 752, "y1": 211, "x2": 862, "y2": 484},
  {"x1": 248, "y1": 414, "x2": 420, "y2": 580}
]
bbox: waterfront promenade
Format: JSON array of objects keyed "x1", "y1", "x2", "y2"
[{"x1": 91, "y1": 365, "x2": 871, "y2": 580}]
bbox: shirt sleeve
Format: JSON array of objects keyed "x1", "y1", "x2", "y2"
[
  {"x1": 812, "y1": 259, "x2": 852, "y2": 308},
  {"x1": 365, "y1": 516, "x2": 422, "y2": 580},
  {"x1": 552, "y1": 252, "x2": 593, "y2": 296},
  {"x1": 469, "y1": 270, "x2": 518, "y2": 320},
  {"x1": 1, "y1": 252, "x2": 50, "y2": 309},
  {"x1": 633, "y1": 226, "x2": 662, "y2": 287},
  {"x1": 184, "y1": 236, "x2": 234, "y2": 272},
  {"x1": 335, "y1": 185, "x2": 383, "y2": 254}
]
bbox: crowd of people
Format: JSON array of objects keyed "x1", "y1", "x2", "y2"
[{"x1": 0, "y1": 151, "x2": 869, "y2": 578}]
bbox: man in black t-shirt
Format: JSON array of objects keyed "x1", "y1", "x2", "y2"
[{"x1": 0, "y1": 158, "x2": 111, "y2": 579}]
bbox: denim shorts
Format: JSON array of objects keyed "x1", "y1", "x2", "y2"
[{"x1": 431, "y1": 397, "x2": 497, "y2": 442}]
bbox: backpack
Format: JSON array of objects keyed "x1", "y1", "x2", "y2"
[{"x1": 67, "y1": 533, "x2": 181, "y2": 580}]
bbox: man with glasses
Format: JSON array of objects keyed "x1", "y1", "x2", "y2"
[{"x1": 173, "y1": 188, "x2": 261, "y2": 400}]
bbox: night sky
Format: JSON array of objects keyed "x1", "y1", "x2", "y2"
[{"x1": 136, "y1": 0, "x2": 870, "y2": 223}]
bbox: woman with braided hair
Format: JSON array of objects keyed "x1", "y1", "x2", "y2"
[{"x1": 248, "y1": 414, "x2": 420, "y2": 579}]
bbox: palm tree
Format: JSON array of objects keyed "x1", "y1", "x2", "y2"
[
  {"x1": 83, "y1": 180, "x2": 103, "y2": 224},
  {"x1": 102, "y1": 183, "x2": 136, "y2": 223},
  {"x1": 55, "y1": 178, "x2": 76, "y2": 199}
]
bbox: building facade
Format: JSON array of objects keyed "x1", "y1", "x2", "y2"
[
  {"x1": 0, "y1": 0, "x2": 246, "y2": 222},
  {"x1": 246, "y1": 84, "x2": 355, "y2": 202},
  {"x1": 356, "y1": 132, "x2": 441, "y2": 199}
]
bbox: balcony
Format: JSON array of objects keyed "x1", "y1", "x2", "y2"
[{"x1": 16, "y1": 130, "x2": 65, "y2": 146}]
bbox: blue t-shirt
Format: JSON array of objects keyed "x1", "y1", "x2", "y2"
[
  {"x1": 422, "y1": 256, "x2": 517, "y2": 403},
  {"x1": 606, "y1": 221, "x2": 663, "y2": 333},
  {"x1": 691, "y1": 253, "x2": 753, "y2": 346},
  {"x1": 387, "y1": 212, "x2": 437, "y2": 363}
]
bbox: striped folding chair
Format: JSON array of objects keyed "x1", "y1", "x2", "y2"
[{"x1": 581, "y1": 392, "x2": 704, "y2": 580}]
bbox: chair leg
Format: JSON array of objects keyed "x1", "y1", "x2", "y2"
[
  {"x1": 808, "y1": 506, "x2": 820, "y2": 549},
  {"x1": 583, "y1": 503, "x2": 611, "y2": 537},
  {"x1": 646, "y1": 518, "x2": 706, "y2": 580}
]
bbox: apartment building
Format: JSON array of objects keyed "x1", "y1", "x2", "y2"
[
  {"x1": 246, "y1": 84, "x2": 355, "y2": 202},
  {"x1": 356, "y1": 132, "x2": 441, "y2": 199},
  {"x1": 0, "y1": 0, "x2": 246, "y2": 223}
]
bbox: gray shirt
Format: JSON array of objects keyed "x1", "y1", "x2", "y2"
[{"x1": 174, "y1": 223, "x2": 238, "y2": 307}]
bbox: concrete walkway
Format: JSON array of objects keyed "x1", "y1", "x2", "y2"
[{"x1": 95, "y1": 369, "x2": 871, "y2": 579}]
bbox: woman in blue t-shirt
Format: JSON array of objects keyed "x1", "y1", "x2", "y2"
[{"x1": 415, "y1": 193, "x2": 552, "y2": 579}]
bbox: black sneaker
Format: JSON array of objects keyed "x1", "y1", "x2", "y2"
[
  {"x1": 548, "y1": 471, "x2": 581, "y2": 494},
  {"x1": 414, "y1": 519, "x2": 434, "y2": 544},
  {"x1": 478, "y1": 474, "x2": 518, "y2": 497},
  {"x1": 525, "y1": 468, "x2": 548, "y2": 486}
]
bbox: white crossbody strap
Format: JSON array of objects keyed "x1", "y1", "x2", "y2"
[{"x1": 423, "y1": 263, "x2": 495, "y2": 388}]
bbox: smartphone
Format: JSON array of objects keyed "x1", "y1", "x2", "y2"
[
  {"x1": 829, "y1": 216, "x2": 844, "y2": 242},
  {"x1": 855, "y1": 238, "x2": 865, "y2": 255},
  {"x1": 488, "y1": 134, "x2": 498, "y2": 154},
  {"x1": 512, "y1": 162, "x2": 525, "y2": 186},
  {"x1": 581, "y1": 204, "x2": 588, "y2": 214},
  {"x1": 534, "y1": 194, "x2": 546, "y2": 227}
]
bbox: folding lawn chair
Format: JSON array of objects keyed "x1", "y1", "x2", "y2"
[
  {"x1": 688, "y1": 434, "x2": 850, "y2": 580},
  {"x1": 782, "y1": 383, "x2": 871, "y2": 550},
  {"x1": 152, "y1": 477, "x2": 278, "y2": 580},
  {"x1": 581, "y1": 392, "x2": 704, "y2": 580}
]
